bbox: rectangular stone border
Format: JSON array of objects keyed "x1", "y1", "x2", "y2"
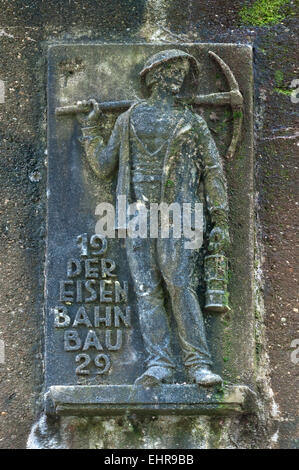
[{"x1": 45, "y1": 43, "x2": 255, "y2": 400}]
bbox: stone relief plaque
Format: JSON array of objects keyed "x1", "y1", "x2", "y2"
[{"x1": 45, "y1": 44, "x2": 255, "y2": 415}]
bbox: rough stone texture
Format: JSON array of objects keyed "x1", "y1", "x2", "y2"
[{"x1": 0, "y1": 0, "x2": 298, "y2": 449}]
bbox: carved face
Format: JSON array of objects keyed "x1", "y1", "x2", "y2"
[{"x1": 145, "y1": 58, "x2": 190, "y2": 94}]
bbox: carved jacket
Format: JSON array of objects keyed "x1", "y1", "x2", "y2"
[{"x1": 81, "y1": 102, "x2": 228, "y2": 229}]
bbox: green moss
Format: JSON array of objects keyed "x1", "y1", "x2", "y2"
[
  {"x1": 223, "y1": 109, "x2": 232, "y2": 119},
  {"x1": 275, "y1": 70, "x2": 284, "y2": 86},
  {"x1": 166, "y1": 179, "x2": 175, "y2": 187},
  {"x1": 274, "y1": 87, "x2": 293, "y2": 96},
  {"x1": 221, "y1": 317, "x2": 230, "y2": 327},
  {"x1": 222, "y1": 331, "x2": 233, "y2": 368},
  {"x1": 239, "y1": 0, "x2": 290, "y2": 26},
  {"x1": 280, "y1": 168, "x2": 290, "y2": 179},
  {"x1": 233, "y1": 110, "x2": 243, "y2": 119},
  {"x1": 255, "y1": 341, "x2": 262, "y2": 358},
  {"x1": 273, "y1": 70, "x2": 293, "y2": 95},
  {"x1": 215, "y1": 385, "x2": 225, "y2": 401}
]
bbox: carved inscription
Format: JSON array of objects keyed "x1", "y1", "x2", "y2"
[{"x1": 53, "y1": 234, "x2": 131, "y2": 376}]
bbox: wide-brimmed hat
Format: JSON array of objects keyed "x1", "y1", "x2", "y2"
[{"x1": 140, "y1": 49, "x2": 199, "y2": 86}]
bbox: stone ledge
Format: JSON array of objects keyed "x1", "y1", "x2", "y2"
[{"x1": 46, "y1": 384, "x2": 257, "y2": 416}]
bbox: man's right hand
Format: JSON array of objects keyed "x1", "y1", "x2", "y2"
[{"x1": 79, "y1": 98, "x2": 102, "y2": 123}]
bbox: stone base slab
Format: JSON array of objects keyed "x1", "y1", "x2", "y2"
[{"x1": 46, "y1": 384, "x2": 256, "y2": 416}]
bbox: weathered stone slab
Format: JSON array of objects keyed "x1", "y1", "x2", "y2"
[
  {"x1": 45, "y1": 43, "x2": 254, "y2": 415},
  {"x1": 47, "y1": 384, "x2": 256, "y2": 416}
]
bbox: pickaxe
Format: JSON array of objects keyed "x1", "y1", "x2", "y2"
[{"x1": 55, "y1": 52, "x2": 243, "y2": 159}]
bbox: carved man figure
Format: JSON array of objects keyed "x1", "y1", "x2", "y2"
[{"x1": 80, "y1": 50, "x2": 230, "y2": 386}]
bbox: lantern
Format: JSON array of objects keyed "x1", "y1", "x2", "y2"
[{"x1": 204, "y1": 254, "x2": 230, "y2": 313}]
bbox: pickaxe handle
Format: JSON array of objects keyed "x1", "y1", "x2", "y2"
[
  {"x1": 55, "y1": 100, "x2": 134, "y2": 116},
  {"x1": 55, "y1": 91, "x2": 243, "y2": 116}
]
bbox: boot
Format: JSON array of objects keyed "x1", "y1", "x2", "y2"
[
  {"x1": 135, "y1": 366, "x2": 173, "y2": 386},
  {"x1": 190, "y1": 366, "x2": 223, "y2": 386}
]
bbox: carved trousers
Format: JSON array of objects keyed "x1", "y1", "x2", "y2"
[{"x1": 126, "y1": 236, "x2": 212, "y2": 371}]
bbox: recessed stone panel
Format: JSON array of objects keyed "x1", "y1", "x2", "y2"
[{"x1": 46, "y1": 43, "x2": 254, "y2": 414}]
